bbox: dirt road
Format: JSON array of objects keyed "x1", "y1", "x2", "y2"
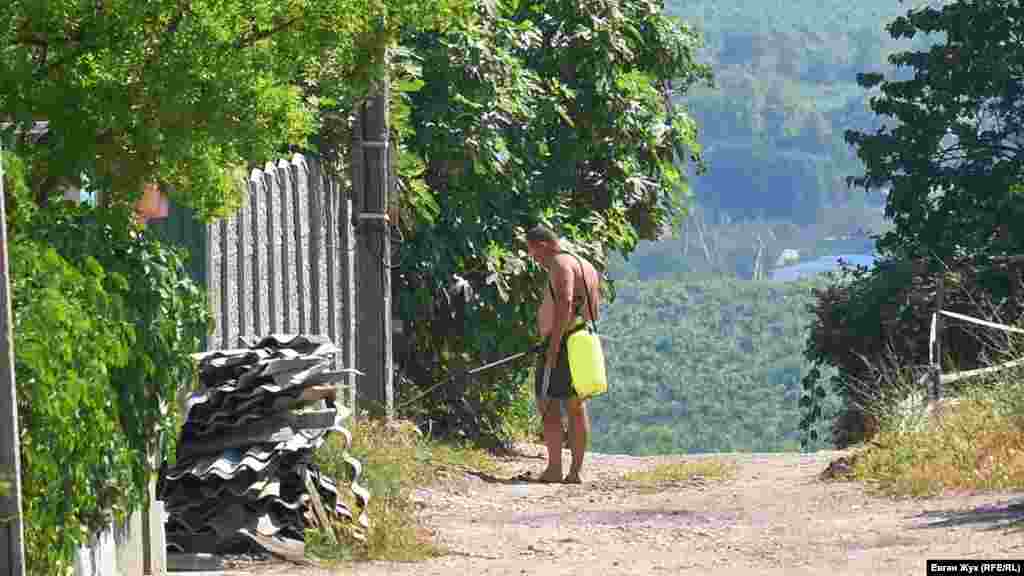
[{"x1": 251, "y1": 444, "x2": 1024, "y2": 576}]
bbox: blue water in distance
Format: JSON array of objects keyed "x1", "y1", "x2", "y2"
[{"x1": 770, "y1": 253, "x2": 877, "y2": 282}]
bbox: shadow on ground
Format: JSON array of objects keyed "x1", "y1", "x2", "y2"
[
  {"x1": 463, "y1": 469, "x2": 558, "y2": 485},
  {"x1": 911, "y1": 498, "x2": 1024, "y2": 532}
]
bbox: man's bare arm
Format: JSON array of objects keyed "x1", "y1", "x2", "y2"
[
  {"x1": 538, "y1": 285, "x2": 554, "y2": 338},
  {"x1": 545, "y1": 255, "x2": 575, "y2": 368}
]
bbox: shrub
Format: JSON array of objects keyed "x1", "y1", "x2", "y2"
[
  {"x1": 12, "y1": 238, "x2": 137, "y2": 573},
  {"x1": 310, "y1": 418, "x2": 497, "y2": 562},
  {"x1": 27, "y1": 204, "x2": 210, "y2": 470},
  {"x1": 801, "y1": 255, "x2": 1024, "y2": 448},
  {"x1": 852, "y1": 379, "x2": 1024, "y2": 497},
  {"x1": 9, "y1": 200, "x2": 208, "y2": 575}
]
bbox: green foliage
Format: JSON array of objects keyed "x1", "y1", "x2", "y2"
[
  {"x1": 8, "y1": 196, "x2": 208, "y2": 575},
  {"x1": 589, "y1": 274, "x2": 838, "y2": 455},
  {"x1": 25, "y1": 204, "x2": 210, "y2": 468},
  {"x1": 800, "y1": 253, "x2": 1024, "y2": 448},
  {"x1": 808, "y1": 0, "x2": 1024, "y2": 448},
  {"x1": 392, "y1": 0, "x2": 713, "y2": 439},
  {"x1": 845, "y1": 0, "x2": 1024, "y2": 260},
  {"x1": 852, "y1": 379, "x2": 1024, "y2": 497},
  {"x1": 1, "y1": 150, "x2": 34, "y2": 235},
  {"x1": 0, "y1": 0, "x2": 470, "y2": 219},
  {"x1": 12, "y1": 235, "x2": 136, "y2": 574},
  {"x1": 311, "y1": 419, "x2": 498, "y2": 561},
  {"x1": 799, "y1": 259, "x2": 922, "y2": 449}
]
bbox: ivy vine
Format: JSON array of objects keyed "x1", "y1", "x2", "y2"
[{"x1": 10, "y1": 199, "x2": 208, "y2": 575}]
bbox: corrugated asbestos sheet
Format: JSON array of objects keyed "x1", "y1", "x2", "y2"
[{"x1": 158, "y1": 334, "x2": 370, "y2": 558}]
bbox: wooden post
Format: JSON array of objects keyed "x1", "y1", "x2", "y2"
[
  {"x1": 1009, "y1": 261, "x2": 1020, "y2": 336},
  {"x1": 355, "y1": 47, "x2": 394, "y2": 419},
  {"x1": 0, "y1": 142, "x2": 26, "y2": 576},
  {"x1": 931, "y1": 269, "x2": 944, "y2": 401}
]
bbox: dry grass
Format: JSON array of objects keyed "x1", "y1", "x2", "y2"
[
  {"x1": 308, "y1": 418, "x2": 499, "y2": 564},
  {"x1": 853, "y1": 387, "x2": 1024, "y2": 497},
  {"x1": 623, "y1": 459, "x2": 737, "y2": 488}
]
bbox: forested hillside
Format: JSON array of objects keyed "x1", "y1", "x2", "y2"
[
  {"x1": 606, "y1": 1, "x2": 943, "y2": 282},
  {"x1": 589, "y1": 275, "x2": 840, "y2": 455},
  {"x1": 671, "y1": 0, "x2": 930, "y2": 224}
]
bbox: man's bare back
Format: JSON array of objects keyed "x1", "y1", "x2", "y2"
[{"x1": 537, "y1": 252, "x2": 601, "y2": 338}]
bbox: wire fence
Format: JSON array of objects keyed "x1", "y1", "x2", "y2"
[{"x1": 928, "y1": 309, "x2": 1024, "y2": 392}]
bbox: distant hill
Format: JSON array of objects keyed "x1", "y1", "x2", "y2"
[
  {"x1": 601, "y1": 1, "x2": 940, "y2": 282},
  {"x1": 609, "y1": 201, "x2": 887, "y2": 282},
  {"x1": 665, "y1": 0, "x2": 937, "y2": 225}
]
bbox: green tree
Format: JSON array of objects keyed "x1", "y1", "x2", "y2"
[
  {"x1": 845, "y1": 0, "x2": 1024, "y2": 261},
  {"x1": 0, "y1": 2, "x2": 472, "y2": 571},
  {"x1": 5, "y1": 197, "x2": 210, "y2": 574},
  {"x1": 391, "y1": 0, "x2": 712, "y2": 438},
  {"x1": 0, "y1": 0, "x2": 467, "y2": 218}
]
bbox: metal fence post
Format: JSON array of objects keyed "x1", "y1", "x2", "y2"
[
  {"x1": 931, "y1": 268, "x2": 944, "y2": 401},
  {"x1": 1009, "y1": 260, "x2": 1021, "y2": 350},
  {"x1": 0, "y1": 140, "x2": 26, "y2": 576}
]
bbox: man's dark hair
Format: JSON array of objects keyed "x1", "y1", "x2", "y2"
[{"x1": 525, "y1": 224, "x2": 559, "y2": 244}]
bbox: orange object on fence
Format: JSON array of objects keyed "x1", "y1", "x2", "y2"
[{"x1": 135, "y1": 182, "x2": 168, "y2": 224}]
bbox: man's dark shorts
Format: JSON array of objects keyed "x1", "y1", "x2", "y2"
[{"x1": 534, "y1": 335, "x2": 576, "y2": 400}]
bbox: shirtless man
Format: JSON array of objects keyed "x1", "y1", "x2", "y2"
[{"x1": 526, "y1": 225, "x2": 602, "y2": 484}]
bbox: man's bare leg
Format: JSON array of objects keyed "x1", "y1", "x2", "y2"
[
  {"x1": 539, "y1": 399, "x2": 563, "y2": 482},
  {"x1": 564, "y1": 398, "x2": 589, "y2": 483}
]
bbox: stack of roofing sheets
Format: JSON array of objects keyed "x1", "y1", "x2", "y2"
[{"x1": 159, "y1": 334, "x2": 369, "y2": 559}]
